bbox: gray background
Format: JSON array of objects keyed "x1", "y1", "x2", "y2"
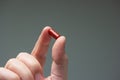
[{"x1": 0, "y1": 0, "x2": 120, "y2": 80}]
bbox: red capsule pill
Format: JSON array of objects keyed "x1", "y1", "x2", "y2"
[{"x1": 48, "y1": 28, "x2": 60, "y2": 39}]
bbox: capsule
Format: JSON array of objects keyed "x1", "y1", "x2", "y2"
[{"x1": 48, "y1": 28, "x2": 60, "y2": 39}]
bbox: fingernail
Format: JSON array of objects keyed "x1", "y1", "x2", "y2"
[{"x1": 35, "y1": 73, "x2": 41, "y2": 80}]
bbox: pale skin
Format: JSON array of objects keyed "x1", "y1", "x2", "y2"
[{"x1": 0, "y1": 26, "x2": 68, "y2": 80}]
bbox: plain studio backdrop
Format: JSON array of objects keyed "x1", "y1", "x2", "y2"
[{"x1": 0, "y1": 0, "x2": 120, "y2": 80}]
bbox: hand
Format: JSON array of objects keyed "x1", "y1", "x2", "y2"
[{"x1": 0, "y1": 26, "x2": 68, "y2": 80}]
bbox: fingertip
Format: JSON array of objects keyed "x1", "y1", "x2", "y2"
[
  {"x1": 40, "y1": 26, "x2": 52, "y2": 40},
  {"x1": 58, "y1": 36, "x2": 66, "y2": 41},
  {"x1": 31, "y1": 26, "x2": 52, "y2": 56},
  {"x1": 51, "y1": 36, "x2": 68, "y2": 80},
  {"x1": 43, "y1": 26, "x2": 52, "y2": 32},
  {"x1": 54, "y1": 36, "x2": 66, "y2": 50},
  {"x1": 31, "y1": 26, "x2": 53, "y2": 66},
  {"x1": 52, "y1": 36, "x2": 66, "y2": 64},
  {"x1": 55, "y1": 36, "x2": 66, "y2": 44},
  {"x1": 59, "y1": 36, "x2": 66, "y2": 44}
]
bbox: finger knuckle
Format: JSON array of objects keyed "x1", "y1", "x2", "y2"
[
  {"x1": 17, "y1": 52, "x2": 29, "y2": 58},
  {"x1": 5, "y1": 58, "x2": 16, "y2": 69}
]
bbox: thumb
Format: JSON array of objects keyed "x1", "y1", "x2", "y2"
[{"x1": 51, "y1": 36, "x2": 68, "y2": 80}]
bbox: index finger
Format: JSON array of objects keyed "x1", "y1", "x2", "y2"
[{"x1": 31, "y1": 26, "x2": 52, "y2": 67}]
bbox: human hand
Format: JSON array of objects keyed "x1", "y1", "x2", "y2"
[{"x1": 0, "y1": 26, "x2": 68, "y2": 80}]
